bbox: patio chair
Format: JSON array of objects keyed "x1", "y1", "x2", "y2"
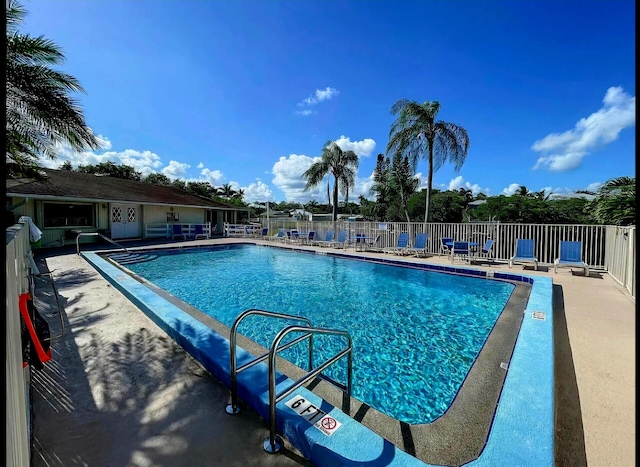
[
  {"x1": 194, "y1": 224, "x2": 209, "y2": 240},
  {"x1": 385, "y1": 232, "x2": 409, "y2": 255},
  {"x1": 365, "y1": 234, "x2": 383, "y2": 252},
  {"x1": 271, "y1": 228, "x2": 286, "y2": 242},
  {"x1": 473, "y1": 239, "x2": 494, "y2": 263},
  {"x1": 407, "y1": 232, "x2": 428, "y2": 257},
  {"x1": 172, "y1": 224, "x2": 186, "y2": 240},
  {"x1": 509, "y1": 239, "x2": 538, "y2": 270},
  {"x1": 259, "y1": 228, "x2": 269, "y2": 240},
  {"x1": 440, "y1": 237, "x2": 453, "y2": 255},
  {"x1": 303, "y1": 231, "x2": 315, "y2": 245},
  {"x1": 554, "y1": 241, "x2": 589, "y2": 276},
  {"x1": 451, "y1": 241, "x2": 471, "y2": 263},
  {"x1": 314, "y1": 230, "x2": 334, "y2": 247},
  {"x1": 329, "y1": 230, "x2": 348, "y2": 248}
]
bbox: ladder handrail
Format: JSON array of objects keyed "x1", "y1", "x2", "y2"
[
  {"x1": 266, "y1": 325, "x2": 352, "y2": 453},
  {"x1": 76, "y1": 232, "x2": 132, "y2": 255},
  {"x1": 226, "y1": 309, "x2": 313, "y2": 414}
]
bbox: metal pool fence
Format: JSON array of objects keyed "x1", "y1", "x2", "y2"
[{"x1": 262, "y1": 220, "x2": 635, "y2": 296}]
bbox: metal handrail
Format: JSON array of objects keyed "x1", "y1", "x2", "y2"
[
  {"x1": 225, "y1": 309, "x2": 313, "y2": 415},
  {"x1": 75, "y1": 232, "x2": 131, "y2": 255},
  {"x1": 265, "y1": 325, "x2": 352, "y2": 454}
]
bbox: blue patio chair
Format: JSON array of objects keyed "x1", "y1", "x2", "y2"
[
  {"x1": 314, "y1": 230, "x2": 334, "y2": 247},
  {"x1": 474, "y1": 238, "x2": 494, "y2": 262},
  {"x1": 259, "y1": 228, "x2": 269, "y2": 239},
  {"x1": 194, "y1": 224, "x2": 209, "y2": 240},
  {"x1": 304, "y1": 231, "x2": 315, "y2": 245},
  {"x1": 554, "y1": 241, "x2": 589, "y2": 276},
  {"x1": 407, "y1": 232, "x2": 428, "y2": 257},
  {"x1": 172, "y1": 224, "x2": 186, "y2": 240},
  {"x1": 385, "y1": 232, "x2": 409, "y2": 255},
  {"x1": 509, "y1": 239, "x2": 538, "y2": 270},
  {"x1": 329, "y1": 230, "x2": 348, "y2": 248},
  {"x1": 450, "y1": 241, "x2": 471, "y2": 263},
  {"x1": 271, "y1": 228, "x2": 285, "y2": 242}
]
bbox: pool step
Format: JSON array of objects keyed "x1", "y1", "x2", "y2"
[{"x1": 108, "y1": 252, "x2": 158, "y2": 265}]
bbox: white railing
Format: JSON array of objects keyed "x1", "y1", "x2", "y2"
[
  {"x1": 262, "y1": 220, "x2": 609, "y2": 268},
  {"x1": 605, "y1": 226, "x2": 635, "y2": 298},
  {"x1": 6, "y1": 222, "x2": 32, "y2": 467},
  {"x1": 145, "y1": 222, "x2": 212, "y2": 239},
  {"x1": 223, "y1": 223, "x2": 262, "y2": 238}
]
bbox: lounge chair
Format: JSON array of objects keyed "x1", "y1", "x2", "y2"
[
  {"x1": 270, "y1": 228, "x2": 285, "y2": 242},
  {"x1": 554, "y1": 241, "x2": 589, "y2": 276},
  {"x1": 172, "y1": 224, "x2": 186, "y2": 240},
  {"x1": 407, "y1": 232, "x2": 428, "y2": 257},
  {"x1": 509, "y1": 239, "x2": 538, "y2": 270},
  {"x1": 385, "y1": 232, "x2": 409, "y2": 255},
  {"x1": 440, "y1": 237, "x2": 453, "y2": 255},
  {"x1": 329, "y1": 230, "x2": 348, "y2": 248},
  {"x1": 450, "y1": 241, "x2": 471, "y2": 263},
  {"x1": 194, "y1": 224, "x2": 209, "y2": 240},
  {"x1": 314, "y1": 230, "x2": 334, "y2": 247}
]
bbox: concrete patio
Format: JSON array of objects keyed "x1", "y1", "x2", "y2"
[{"x1": 29, "y1": 238, "x2": 635, "y2": 466}]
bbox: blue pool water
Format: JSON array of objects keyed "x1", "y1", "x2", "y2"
[{"x1": 117, "y1": 244, "x2": 515, "y2": 425}]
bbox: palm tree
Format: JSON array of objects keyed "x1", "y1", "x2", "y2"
[
  {"x1": 217, "y1": 183, "x2": 236, "y2": 199},
  {"x1": 303, "y1": 140, "x2": 359, "y2": 221},
  {"x1": 6, "y1": 0, "x2": 102, "y2": 178},
  {"x1": 387, "y1": 100, "x2": 469, "y2": 222},
  {"x1": 578, "y1": 176, "x2": 635, "y2": 225}
]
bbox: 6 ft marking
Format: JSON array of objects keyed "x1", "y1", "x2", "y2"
[{"x1": 285, "y1": 395, "x2": 342, "y2": 436}]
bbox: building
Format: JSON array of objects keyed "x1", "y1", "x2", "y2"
[{"x1": 6, "y1": 169, "x2": 247, "y2": 247}]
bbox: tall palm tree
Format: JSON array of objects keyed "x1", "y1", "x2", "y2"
[
  {"x1": 6, "y1": 0, "x2": 102, "y2": 178},
  {"x1": 303, "y1": 140, "x2": 359, "y2": 221},
  {"x1": 387, "y1": 100, "x2": 469, "y2": 223}
]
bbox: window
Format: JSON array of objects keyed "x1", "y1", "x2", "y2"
[
  {"x1": 43, "y1": 203, "x2": 94, "y2": 228},
  {"x1": 167, "y1": 212, "x2": 179, "y2": 222}
]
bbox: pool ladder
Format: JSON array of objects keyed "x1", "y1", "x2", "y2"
[{"x1": 225, "y1": 308, "x2": 353, "y2": 454}]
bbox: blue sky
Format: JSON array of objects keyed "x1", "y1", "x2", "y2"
[{"x1": 24, "y1": 0, "x2": 635, "y2": 203}]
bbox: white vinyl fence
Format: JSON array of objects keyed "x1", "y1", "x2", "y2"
[
  {"x1": 6, "y1": 222, "x2": 32, "y2": 467},
  {"x1": 605, "y1": 226, "x2": 636, "y2": 298},
  {"x1": 263, "y1": 220, "x2": 608, "y2": 267}
]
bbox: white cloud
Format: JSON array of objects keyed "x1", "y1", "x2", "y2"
[
  {"x1": 197, "y1": 162, "x2": 204, "y2": 169},
  {"x1": 296, "y1": 86, "x2": 340, "y2": 112},
  {"x1": 41, "y1": 140, "x2": 164, "y2": 177},
  {"x1": 271, "y1": 153, "x2": 374, "y2": 203},
  {"x1": 502, "y1": 183, "x2": 521, "y2": 196},
  {"x1": 532, "y1": 86, "x2": 636, "y2": 171},
  {"x1": 334, "y1": 135, "x2": 376, "y2": 157},
  {"x1": 585, "y1": 181, "x2": 603, "y2": 193},
  {"x1": 198, "y1": 167, "x2": 225, "y2": 186},
  {"x1": 295, "y1": 109, "x2": 316, "y2": 116},
  {"x1": 447, "y1": 175, "x2": 488, "y2": 195},
  {"x1": 314, "y1": 87, "x2": 339, "y2": 102},
  {"x1": 162, "y1": 160, "x2": 190, "y2": 180},
  {"x1": 241, "y1": 179, "x2": 275, "y2": 203},
  {"x1": 271, "y1": 154, "x2": 320, "y2": 202}
]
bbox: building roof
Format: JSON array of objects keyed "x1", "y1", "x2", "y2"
[{"x1": 6, "y1": 169, "x2": 238, "y2": 210}]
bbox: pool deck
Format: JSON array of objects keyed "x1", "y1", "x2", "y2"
[{"x1": 29, "y1": 237, "x2": 635, "y2": 466}]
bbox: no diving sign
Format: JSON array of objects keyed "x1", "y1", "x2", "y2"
[{"x1": 285, "y1": 395, "x2": 343, "y2": 436}]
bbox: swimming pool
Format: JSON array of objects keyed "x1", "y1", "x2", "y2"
[
  {"x1": 83, "y1": 241, "x2": 554, "y2": 466},
  {"x1": 117, "y1": 244, "x2": 515, "y2": 425}
]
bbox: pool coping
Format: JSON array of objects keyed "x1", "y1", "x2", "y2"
[{"x1": 81, "y1": 244, "x2": 554, "y2": 466}]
